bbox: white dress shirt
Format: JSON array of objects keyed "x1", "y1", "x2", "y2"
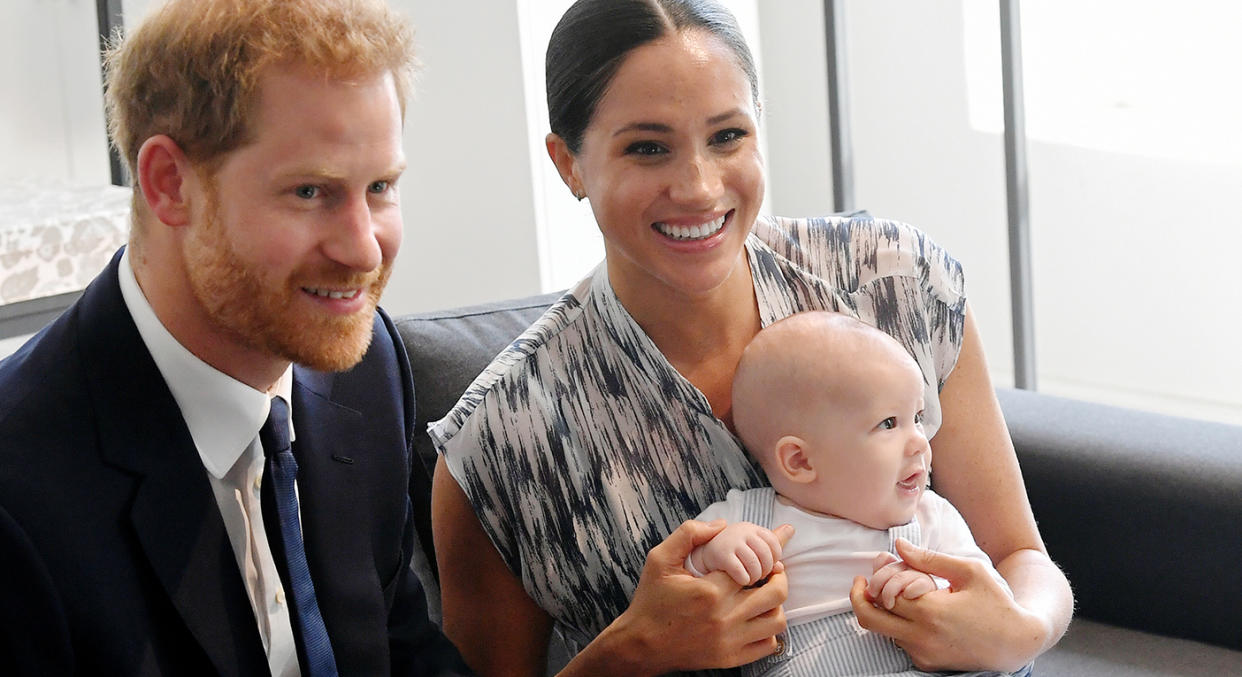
[{"x1": 118, "y1": 249, "x2": 300, "y2": 677}]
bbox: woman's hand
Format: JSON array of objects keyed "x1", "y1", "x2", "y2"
[
  {"x1": 568, "y1": 519, "x2": 790, "y2": 676},
  {"x1": 849, "y1": 539, "x2": 1045, "y2": 673}
]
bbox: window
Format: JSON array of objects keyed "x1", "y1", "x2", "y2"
[
  {"x1": 964, "y1": 0, "x2": 1242, "y2": 423},
  {"x1": 0, "y1": 1, "x2": 129, "y2": 344},
  {"x1": 764, "y1": 0, "x2": 1240, "y2": 424}
]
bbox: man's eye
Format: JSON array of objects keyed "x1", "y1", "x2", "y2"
[
  {"x1": 295, "y1": 185, "x2": 319, "y2": 199},
  {"x1": 879, "y1": 417, "x2": 897, "y2": 430},
  {"x1": 625, "y1": 141, "x2": 665, "y2": 156},
  {"x1": 368, "y1": 180, "x2": 390, "y2": 194}
]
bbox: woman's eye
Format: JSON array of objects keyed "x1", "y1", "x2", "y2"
[
  {"x1": 711, "y1": 128, "x2": 747, "y2": 145},
  {"x1": 295, "y1": 185, "x2": 320, "y2": 199},
  {"x1": 625, "y1": 141, "x2": 666, "y2": 156},
  {"x1": 879, "y1": 417, "x2": 897, "y2": 430},
  {"x1": 368, "y1": 180, "x2": 390, "y2": 194}
]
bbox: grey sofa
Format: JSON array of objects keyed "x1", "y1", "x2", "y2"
[{"x1": 395, "y1": 293, "x2": 1242, "y2": 676}]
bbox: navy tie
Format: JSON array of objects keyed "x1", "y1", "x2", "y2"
[{"x1": 260, "y1": 396, "x2": 339, "y2": 677}]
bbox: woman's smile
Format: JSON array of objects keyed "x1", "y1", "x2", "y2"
[{"x1": 653, "y1": 210, "x2": 731, "y2": 241}]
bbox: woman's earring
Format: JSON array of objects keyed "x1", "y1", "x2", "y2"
[{"x1": 574, "y1": 189, "x2": 586, "y2": 202}]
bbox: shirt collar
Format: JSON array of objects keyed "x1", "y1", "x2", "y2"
[{"x1": 118, "y1": 248, "x2": 294, "y2": 479}]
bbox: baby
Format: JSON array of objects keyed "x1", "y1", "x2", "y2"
[{"x1": 688, "y1": 311, "x2": 1029, "y2": 677}]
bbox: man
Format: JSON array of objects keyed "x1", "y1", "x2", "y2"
[{"x1": 0, "y1": 1, "x2": 472, "y2": 674}]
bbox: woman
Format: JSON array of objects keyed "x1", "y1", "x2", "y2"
[{"x1": 431, "y1": 1, "x2": 1072, "y2": 675}]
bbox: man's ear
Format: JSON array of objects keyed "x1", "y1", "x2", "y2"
[
  {"x1": 545, "y1": 132, "x2": 584, "y2": 198},
  {"x1": 774, "y1": 435, "x2": 816, "y2": 484},
  {"x1": 135, "y1": 134, "x2": 195, "y2": 227}
]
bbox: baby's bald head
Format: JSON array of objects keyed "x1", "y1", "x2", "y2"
[{"x1": 732, "y1": 312, "x2": 920, "y2": 473}]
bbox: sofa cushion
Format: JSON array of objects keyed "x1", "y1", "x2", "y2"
[{"x1": 1038, "y1": 618, "x2": 1242, "y2": 676}]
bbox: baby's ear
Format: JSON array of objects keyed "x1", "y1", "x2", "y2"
[{"x1": 774, "y1": 435, "x2": 816, "y2": 484}]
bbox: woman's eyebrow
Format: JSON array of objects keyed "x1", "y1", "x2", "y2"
[
  {"x1": 613, "y1": 122, "x2": 672, "y2": 137},
  {"x1": 612, "y1": 109, "x2": 749, "y2": 138},
  {"x1": 706, "y1": 108, "x2": 747, "y2": 125}
]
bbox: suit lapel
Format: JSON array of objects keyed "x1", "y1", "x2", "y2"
[
  {"x1": 292, "y1": 365, "x2": 377, "y2": 664},
  {"x1": 290, "y1": 364, "x2": 362, "y2": 551},
  {"x1": 78, "y1": 251, "x2": 267, "y2": 675}
]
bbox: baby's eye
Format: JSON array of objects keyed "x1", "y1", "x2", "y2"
[
  {"x1": 294, "y1": 185, "x2": 320, "y2": 199},
  {"x1": 625, "y1": 141, "x2": 666, "y2": 156},
  {"x1": 878, "y1": 417, "x2": 897, "y2": 430},
  {"x1": 914, "y1": 410, "x2": 925, "y2": 425}
]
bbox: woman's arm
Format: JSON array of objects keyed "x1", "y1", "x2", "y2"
[
  {"x1": 851, "y1": 305, "x2": 1073, "y2": 671},
  {"x1": 433, "y1": 456, "x2": 791, "y2": 677},
  {"x1": 433, "y1": 456, "x2": 552, "y2": 676}
]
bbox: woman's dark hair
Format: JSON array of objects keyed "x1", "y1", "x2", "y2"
[{"x1": 546, "y1": 0, "x2": 759, "y2": 154}]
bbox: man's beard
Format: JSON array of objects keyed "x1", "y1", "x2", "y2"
[{"x1": 183, "y1": 196, "x2": 391, "y2": 373}]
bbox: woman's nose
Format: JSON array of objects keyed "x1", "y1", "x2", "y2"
[{"x1": 668, "y1": 153, "x2": 723, "y2": 206}]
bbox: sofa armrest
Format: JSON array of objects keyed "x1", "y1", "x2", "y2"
[{"x1": 997, "y1": 388, "x2": 1242, "y2": 651}]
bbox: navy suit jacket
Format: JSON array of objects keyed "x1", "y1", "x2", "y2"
[{"x1": 0, "y1": 250, "x2": 472, "y2": 676}]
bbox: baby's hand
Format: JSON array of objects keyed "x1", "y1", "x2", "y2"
[
  {"x1": 687, "y1": 522, "x2": 791, "y2": 586},
  {"x1": 866, "y1": 551, "x2": 938, "y2": 609}
]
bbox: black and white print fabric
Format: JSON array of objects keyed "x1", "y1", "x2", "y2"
[{"x1": 431, "y1": 214, "x2": 967, "y2": 657}]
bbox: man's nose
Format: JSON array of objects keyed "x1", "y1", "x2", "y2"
[{"x1": 324, "y1": 194, "x2": 383, "y2": 271}]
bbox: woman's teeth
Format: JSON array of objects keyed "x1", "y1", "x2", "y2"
[{"x1": 654, "y1": 214, "x2": 727, "y2": 241}]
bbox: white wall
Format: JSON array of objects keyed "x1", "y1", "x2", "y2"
[
  {"x1": 515, "y1": 0, "x2": 604, "y2": 294},
  {"x1": 381, "y1": 0, "x2": 544, "y2": 314},
  {"x1": 754, "y1": 0, "x2": 835, "y2": 219}
]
